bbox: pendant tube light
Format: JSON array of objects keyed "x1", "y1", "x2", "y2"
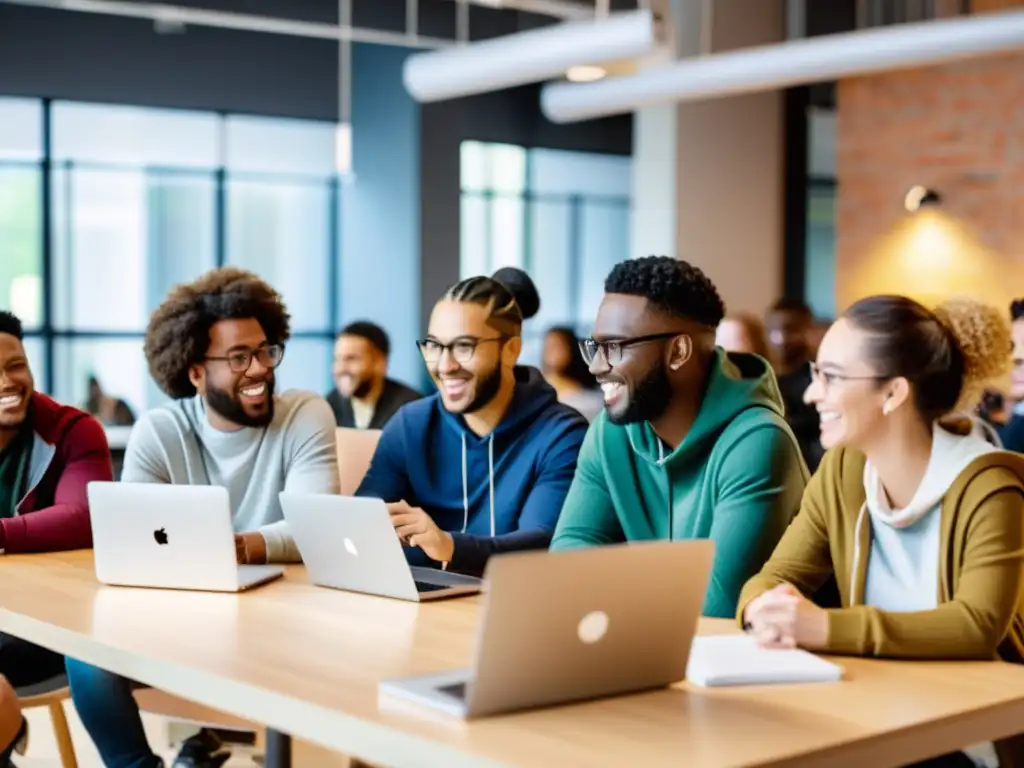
[
  {"x1": 402, "y1": 8, "x2": 657, "y2": 103},
  {"x1": 541, "y1": 9, "x2": 1024, "y2": 123}
]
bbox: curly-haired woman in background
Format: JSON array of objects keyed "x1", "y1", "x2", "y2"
[
  {"x1": 715, "y1": 312, "x2": 771, "y2": 360},
  {"x1": 739, "y1": 294, "x2": 1023, "y2": 768}
]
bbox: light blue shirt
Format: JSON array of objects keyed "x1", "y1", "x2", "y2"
[{"x1": 864, "y1": 505, "x2": 941, "y2": 612}]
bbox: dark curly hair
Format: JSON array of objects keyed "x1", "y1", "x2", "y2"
[
  {"x1": 604, "y1": 256, "x2": 725, "y2": 328},
  {"x1": 145, "y1": 267, "x2": 291, "y2": 399},
  {"x1": 0, "y1": 311, "x2": 23, "y2": 340}
]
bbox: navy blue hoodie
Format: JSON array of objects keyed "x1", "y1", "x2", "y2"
[{"x1": 355, "y1": 366, "x2": 588, "y2": 576}]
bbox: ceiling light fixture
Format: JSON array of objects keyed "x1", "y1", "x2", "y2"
[
  {"x1": 566, "y1": 65, "x2": 607, "y2": 82},
  {"x1": 402, "y1": 9, "x2": 655, "y2": 102}
]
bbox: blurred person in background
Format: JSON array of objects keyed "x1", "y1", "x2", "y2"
[
  {"x1": 327, "y1": 321, "x2": 420, "y2": 430},
  {"x1": 541, "y1": 326, "x2": 603, "y2": 422},
  {"x1": 766, "y1": 298, "x2": 824, "y2": 471},
  {"x1": 715, "y1": 313, "x2": 771, "y2": 360},
  {"x1": 83, "y1": 374, "x2": 135, "y2": 427},
  {"x1": 993, "y1": 298, "x2": 1024, "y2": 453}
]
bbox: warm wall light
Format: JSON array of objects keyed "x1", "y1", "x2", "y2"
[
  {"x1": 904, "y1": 185, "x2": 942, "y2": 212},
  {"x1": 566, "y1": 65, "x2": 607, "y2": 82}
]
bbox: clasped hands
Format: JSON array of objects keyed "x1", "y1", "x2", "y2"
[{"x1": 743, "y1": 583, "x2": 829, "y2": 651}]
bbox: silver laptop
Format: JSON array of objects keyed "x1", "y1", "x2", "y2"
[
  {"x1": 379, "y1": 539, "x2": 714, "y2": 718},
  {"x1": 279, "y1": 493, "x2": 481, "y2": 602},
  {"x1": 88, "y1": 482, "x2": 284, "y2": 592}
]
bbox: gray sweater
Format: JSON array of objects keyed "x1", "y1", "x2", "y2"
[{"x1": 121, "y1": 390, "x2": 340, "y2": 562}]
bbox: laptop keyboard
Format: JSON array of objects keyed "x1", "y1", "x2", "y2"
[
  {"x1": 414, "y1": 581, "x2": 450, "y2": 593},
  {"x1": 438, "y1": 682, "x2": 468, "y2": 701}
]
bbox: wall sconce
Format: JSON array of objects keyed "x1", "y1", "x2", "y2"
[{"x1": 904, "y1": 185, "x2": 942, "y2": 212}]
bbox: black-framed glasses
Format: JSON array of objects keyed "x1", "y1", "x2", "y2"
[
  {"x1": 808, "y1": 362, "x2": 888, "y2": 391},
  {"x1": 205, "y1": 344, "x2": 285, "y2": 373},
  {"x1": 578, "y1": 332, "x2": 683, "y2": 366},
  {"x1": 417, "y1": 336, "x2": 505, "y2": 365}
]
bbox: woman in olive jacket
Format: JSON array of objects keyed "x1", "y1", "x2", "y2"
[{"x1": 739, "y1": 295, "x2": 1024, "y2": 768}]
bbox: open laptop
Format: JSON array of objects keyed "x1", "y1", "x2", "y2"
[
  {"x1": 379, "y1": 539, "x2": 715, "y2": 718},
  {"x1": 279, "y1": 493, "x2": 481, "y2": 602},
  {"x1": 87, "y1": 482, "x2": 284, "y2": 592}
]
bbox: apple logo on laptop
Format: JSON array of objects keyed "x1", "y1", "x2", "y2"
[
  {"x1": 153, "y1": 528, "x2": 169, "y2": 546},
  {"x1": 343, "y1": 537, "x2": 358, "y2": 556},
  {"x1": 577, "y1": 610, "x2": 609, "y2": 644}
]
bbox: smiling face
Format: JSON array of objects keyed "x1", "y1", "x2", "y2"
[
  {"x1": 0, "y1": 333, "x2": 33, "y2": 431},
  {"x1": 333, "y1": 334, "x2": 384, "y2": 399},
  {"x1": 589, "y1": 294, "x2": 693, "y2": 425},
  {"x1": 189, "y1": 318, "x2": 276, "y2": 428},
  {"x1": 424, "y1": 300, "x2": 517, "y2": 415},
  {"x1": 804, "y1": 318, "x2": 895, "y2": 451}
]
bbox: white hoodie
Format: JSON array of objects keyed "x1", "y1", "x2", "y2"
[{"x1": 860, "y1": 423, "x2": 997, "y2": 612}]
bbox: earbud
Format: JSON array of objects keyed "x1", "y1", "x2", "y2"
[
  {"x1": 882, "y1": 399, "x2": 892, "y2": 416},
  {"x1": 670, "y1": 362, "x2": 682, "y2": 371}
]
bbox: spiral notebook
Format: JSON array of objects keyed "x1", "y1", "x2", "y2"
[{"x1": 685, "y1": 634, "x2": 844, "y2": 687}]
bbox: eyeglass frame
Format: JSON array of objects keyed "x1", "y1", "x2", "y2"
[
  {"x1": 416, "y1": 335, "x2": 507, "y2": 365},
  {"x1": 808, "y1": 361, "x2": 889, "y2": 391},
  {"x1": 204, "y1": 343, "x2": 286, "y2": 374},
  {"x1": 578, "y1": 332, "x2": 686, "y2": 367}
]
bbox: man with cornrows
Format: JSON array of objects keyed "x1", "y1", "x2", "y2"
[{"x1": 357, "y1": 267, "x2": 588, "y2": 577}]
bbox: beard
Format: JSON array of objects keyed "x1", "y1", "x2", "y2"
[
  {"x1": 436, "y1": 362, "x2": 504, "y2": 415},
  {"x1": 351, "y1": 376, "x2": 373, "y2": 399},
  {"x1": 608, "y1": 361, "x2": 672, "y2": 426},
  {"x1": 206, "y1": 376, "x2": 276, "y2": 428}
]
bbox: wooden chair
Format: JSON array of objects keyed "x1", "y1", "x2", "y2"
[
  {"x1": 335, "y1": 428, "x2": 382, "y2": 495},
  {"x1": 17, "y1": 674, "x2": 77, "y2": 768}
]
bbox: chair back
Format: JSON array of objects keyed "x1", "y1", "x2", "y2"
[{"x1": 336, "y1": 428, "x2": 382, "y2": 495}]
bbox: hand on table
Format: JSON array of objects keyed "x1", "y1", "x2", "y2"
[
  {"x1": 234, "y1": 532, "x2": 268, "y2": 565},
  {"x1": 388, "y1": 501, "x2": 454, "y2": 564},
  {"x1": 743, "y1": 583, "x2": 828, "y2": 651}
]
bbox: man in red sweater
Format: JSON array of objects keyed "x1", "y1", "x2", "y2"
[{"x1": 0, "y1": 310, "x2": 113, "y2": 689}]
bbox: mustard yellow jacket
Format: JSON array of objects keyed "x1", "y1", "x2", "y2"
[{"x1": 738, "y1": 447, "x2": 1024, "y2": 663}]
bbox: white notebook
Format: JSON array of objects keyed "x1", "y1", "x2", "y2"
[{"x1": 686, "y1": 634, "x2": 844, "y2": 687}]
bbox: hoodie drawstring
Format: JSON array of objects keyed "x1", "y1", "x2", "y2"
[
  {"x1": 657, "y1": 441, "x2": 672, "y2": 541},
  {"x1": 850, "y1": 502, "x2": 866, "y2": 605},
  {"x1": 461, "y1": 432, "x2": 496, "y2": 537}
]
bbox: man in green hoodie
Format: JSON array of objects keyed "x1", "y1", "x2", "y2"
[{"x1": 550, "y1": 256, "x2": 808, "y2": 618}]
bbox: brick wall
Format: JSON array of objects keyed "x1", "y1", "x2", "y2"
[
  {"x1": 835, "y1": 49, "x2": 1024, "y2": 315},
  {"x1": 834, "y1": 0, "x2": 1024, "y2": 315}
]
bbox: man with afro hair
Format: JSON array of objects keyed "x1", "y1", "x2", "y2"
[
  {"x1": 551, "y1": 256, "x2": 808, "y2": 618},
  {"x1": 66, "y1": 267, "x2": 339, "y2": 768}
]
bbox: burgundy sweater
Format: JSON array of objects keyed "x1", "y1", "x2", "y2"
[{"x1": 7, "y1": 393, "x2": 113, "y2": 553}]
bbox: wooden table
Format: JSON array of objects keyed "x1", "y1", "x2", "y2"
[{"x1": 4, "y1": 551, "x2": 1024, "y2": 767}]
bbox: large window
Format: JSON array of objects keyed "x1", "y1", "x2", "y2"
[
  {"x1": 0, "y1": 98, "x2": 340, "y2": 416},
  {"x1": 459, "y1": 142, "x2": 632, "y2": 366},
  {"x1": 804, "y1": 108, "x2": 837, "y2": 320}
]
